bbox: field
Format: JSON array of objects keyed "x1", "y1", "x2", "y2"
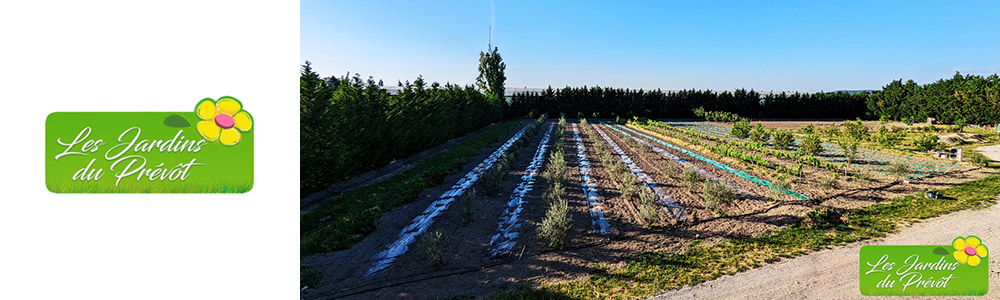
[{"x1": 300, "y1": 116, "x2": 998, "y2": 299}]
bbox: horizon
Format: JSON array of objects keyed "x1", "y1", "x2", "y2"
[{"x1": 302, "y1": 0, "x2": 1000, "y2": 93}]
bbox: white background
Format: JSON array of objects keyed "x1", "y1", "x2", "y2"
[{"x1": 0, "y1": 1, "x2": 298, "y2": 299}]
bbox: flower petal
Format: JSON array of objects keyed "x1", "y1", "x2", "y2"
[
  {"x1": 233, "y1": 111, "x2": 253, "y2": 131},
  {"x1": 953, "y1": 250, "x2": 968, "y2": 264},
  {"x1": 968, "y1": 255, "x2": 981, "y2": 266},
  {"x1": 217, "y1": 97, "x2": 242, "y2": 116},
  {"x1": 953, "y1": 237, "x2": 967, "y2": 251},
  {"x1": 966, "y1": 236, "x2": 981, "y2": 248},
  {"x1": 976, "y1": 245, "x2": 988, "y2": 257},
  {"x1": 220, "y1": 128, "x2": 241, "y2": 146},
  {"x1": 196, "y1": 98, "x2": 219, "y2": 120},
  {"x1": 197, "y1": 120, "x2": 221, "y2": 141}
]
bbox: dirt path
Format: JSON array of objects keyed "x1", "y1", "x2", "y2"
[
  {"x1": 301, "y1": 121, "x2": 513, "y2": 215},
  {"x1": 649, "y1": 196, "x2": 1000, "y2": 300}
]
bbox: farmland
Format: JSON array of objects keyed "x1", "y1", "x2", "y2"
[{"x1": 301, "y1": 110, "x2": 997, "y2": 299}]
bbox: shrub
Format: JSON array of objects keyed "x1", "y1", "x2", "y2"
[
  {"x1": 681, "y1": 167, "x2": 702, "y2": 191},
  {"x1": 887, "y1": 161, "x2": 910, "y2": 179},
  {"x1": 419, "y1": 230, "x2": 447, "y2": 268},
  {"x1": 875, "y1": 125, "x2": 904, "y2": 149},
  {"x1": 817, "y1": 175, "x2": 838, "y2": 190},
  {"x1": 773, "y1": 130, "x2": 794, "y2": 150},
  {"x1": 702, "y1": 180, "x2": 736, "y2": 214},
  {"x1": 954, "y1": 118, "x2": 967, "y2": 132},
  {"x1": 772, "y1": 174, "x2": 792, "y2": 195},
  {"x1": 914, "y1": 134, "x2": 940, "y2": 151},
  {"x1": 879, "y1": 115, "x2": 891, "y2": 124},
  {"x1": 843, "y1": 119, "x2": 870, "y2": 142},
  {"x1": 806, "y1": 207, "x2": 848, "y2": 229},
  {"x1": 801, "y1": 134, "x2": 823, "y2": 156},
  {"x1": 481, "y1": 153, "x2": 513, "y2": 196},
  {"x1": 457, "y1": 188, "x2": 477, "y2": 226},
  {"x1": 538, "y1": 187, "x2": 570, "y2": 249},
  {"x1": 653, "y1": 159, "x2": 682, "y2": 177},
  {"x1": 802, "y1": 124, "x2": 815, "y2": 135},
  {"x1": 637, "y1": 189, "x2": 660, "y2": 225},
  {"x1": 749, "y1": 123, "x2": 772, "y2": 144},
  {"x1": 577, "y1": 112, "x2": 585, "y2": 119},
  {"x1": 731, "y1": 118, "x2": 751, "y2": 139},
  {"x1": 853, "y1": 167, "x2": 873, "y2": 182}
]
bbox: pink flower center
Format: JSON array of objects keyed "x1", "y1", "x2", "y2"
[
  {"x1": 215, "y1": 113, "x2": 235, "y2": 129},
  {"x1": 965, "y1": 246, "x2": 977, "y2": 256}
]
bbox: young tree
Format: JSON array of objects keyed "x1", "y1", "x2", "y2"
[
  {"x1": 477, "y1": 46, "x2": 507, "y2": 104},
  {"x1": 801, "y1": 134, "x2": 823, "y2": 156},
  {"x1": 773, "y1": 130, "x2": 794, "y2": 150},
  {"x1": 732, "y1": 118, "x2": 751, "y2": 139}
]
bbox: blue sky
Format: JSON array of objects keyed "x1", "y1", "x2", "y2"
[{"x1": 302, "y1": 1, "x2": 1000, "y2": 92}]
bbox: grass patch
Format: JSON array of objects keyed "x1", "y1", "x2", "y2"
[
  {"x1": 300, "y1": 120, "x2": 522, "y2": 256},
  {"x1": 498, "y1": 173, "x2": 1000, "y2": 299}
]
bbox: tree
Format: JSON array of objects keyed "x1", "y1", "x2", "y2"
[
  {"x1": 801, "y1": 134, "x2": 823, "y2": 156},
  {"x1": 732, "y1": 118, "x2": 751, "y2": 139},
  {"x1": 773, "y1": 130, "x2": 794, "y2": 150},
  {"x1": 477, "y1": 46, "x2": 507, "y2": 104}
]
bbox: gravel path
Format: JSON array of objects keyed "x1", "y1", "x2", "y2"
[{"x1": 649, "y1": 197, "x2": 1000, "y2": 300}]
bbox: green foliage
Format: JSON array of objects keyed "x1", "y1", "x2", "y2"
[
  {"x1": 693, "y1": 106, "x2": 742, "y2": 122},
  {"x1": 887, "y1": 161, "x2": 910, "y2": 179},
  {"x1": 457, "y1": 188, "x2": 477, "y2": 226},
  {"x1": 731, "y1": 118, "x2": 751, "y2": 139},
  {"x1": 477, "y1": 46, "x2": 507, "y2": 103},
  {"x1": 853, "y1": 167, "x2": 873, "y2": 182},
  {"x1": 802, "y1": 124, "x2": 815, "y2": 134},
  {"x1": 702, "y1": 180, "x2": 736, "y2": 214},
  {"x1": 681, "y1": 167, "x2": 702, "y2": 191},
  {"x1": 874, "y1": 125, "x2": 904, "y2": 149},
  {"x1": 914, "y1": 133, "x2": 940, "y2": 151},
  {"x1": 299, "y1": 121, "x2": 521, "y2": 255},
  {"x1": 773, "y1": 130, "x2": 794, "y2": 150},
  {"x1": 967, "y1": 151, "x2": 991, "y2": 167},
  {"x1": 954, "y1": 118, "x2": 967, "y2": 132},
  {"x1": 843, "y1": 119, "x2": 870, "y2": 142},
  {"x1": 866, "y1": 73, "x2": 1000, "y2": 126},
  {"x1": 771, "y1": 174, "x2": 792, "y2": 197},
  {"x1": 637, "y1": 189, "x2": 660, "y2": 225},
  {"x1": 748, "y1": 122, "x2": 772, "y2": 144},
  {"x1": 300, "y1": 62, "x2": 504, "y2": 195},
  {"x1": 419, "y1": 230, "x2": 447, "y2": 268},
  {"x1": 801, "y1": 134, "x2": 823, "y2": 156},
  {"x1": 501, "y1": 175, "x2": 1000, "y2": 299},
  {"x1": 540, "y1": 126, "x2": 570, "y2": 250},
  {"x1": 817, "y1": 175, "x2": 839, "y2": 190}
]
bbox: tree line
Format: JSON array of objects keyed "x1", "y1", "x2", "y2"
[
  {"x1": 300, "y1": 62, "x2": 504, "y2": 195},
  {"x1": 507, "y1": 86, "x2": 867, "y2": 120},
  {"x1": 866, "y1": 72, "x2": 1000, "y2": 125}
]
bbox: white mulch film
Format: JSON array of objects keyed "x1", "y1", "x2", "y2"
[
  {"x1": 489, "y1": 124, "x2": 555, "y2": 257},
  {"x1": 592, "y1": 124, "x2": 687, "y2": 221},
  {"x1": 606, "y1": 124, "x2": 762, "y2": 202},
  {"x1": 570, "y1": 123, "x2": 610, "y2": 234},
  {"x1": 364, "y1": 123, "x2": 532, "y2": 276}
]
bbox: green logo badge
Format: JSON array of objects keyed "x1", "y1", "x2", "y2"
[
  {"x1": 45, "y1": 96, "x2": 253, "y2": 193},
  {"x1": 859, "y1": 236, "x2": 989, "y2": 296}
]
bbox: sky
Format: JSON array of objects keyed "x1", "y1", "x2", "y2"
[{"x1": 301, "y1": 1, "x2": 1000, "y2": 92}]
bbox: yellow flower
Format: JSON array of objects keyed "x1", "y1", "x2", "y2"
[
  {"x1": 195, "y1": 96, "x2": 253, "y2": 146},
  {"x1": 952, "y1": 236, "x2": 988, "y2": 266}
]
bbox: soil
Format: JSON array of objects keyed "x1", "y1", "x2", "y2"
[
  {"x1": 649, "y1": 191, "x2": 1000, "y2": 300},
  {"x1": 301, "y1": 120, "x2": 994, "y2": 300}
]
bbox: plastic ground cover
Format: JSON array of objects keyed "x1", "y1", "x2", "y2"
[
  {"x1": 570, "y1": 123, "x2": 610, "y2": 234},
  {"x1": 593, "y1": 124, "x2": 687, "y2": 220},
  {"x1": 489, "y1": 124, "x2": 555, "y2": 257},
  {"x1": 619, "y1": 124, "x2": 809, "y2": 200},
  {"x1": 364, "y1": 123, "x2": 532, "y2": 276}
]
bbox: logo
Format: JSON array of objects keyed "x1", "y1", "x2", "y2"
[
  {"x1": 859, "y1": 236, "x2": 989, "y2": 296},
  {"x1": 45, "y1": 97, "x2": 253, "y2": 193}
]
